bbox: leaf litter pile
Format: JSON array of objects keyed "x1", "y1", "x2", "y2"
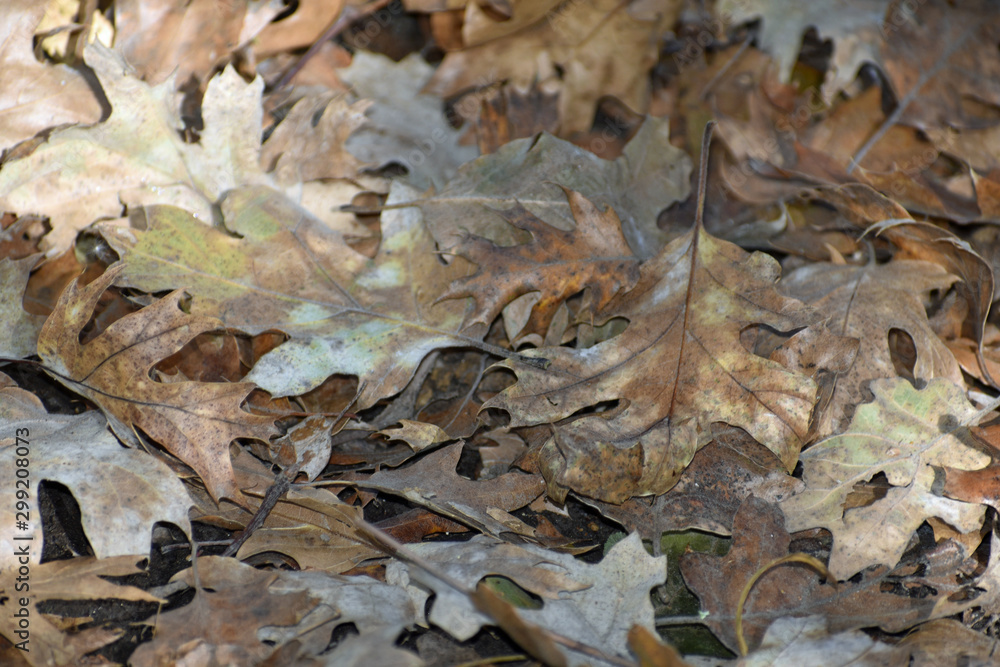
[{"x1": 4, "y1": 1, "x2": 1000, "y2": 665}]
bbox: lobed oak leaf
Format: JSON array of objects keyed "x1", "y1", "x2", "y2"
[
  {"x1": 439, "y1": 188, "x2": 640, "y2": 337},
  {"x1": 100, "y1": 184, "x2": 477, "y2": 407},
  {"x1": 35, "y1": 264, "x2": 277, "y2": 504},
  {"x1": 779, "y1": 258, "x2": 963, "y2": 437},
  {"x1": 487, "y1": 220, "x2": 817, "y2": 503},
  {"x1": 781, "y1": 378, "x2": 989, "y2": 580},
  {"x1": 0, "y1": 255, "x2": 44, "y2": 359},
  {"x1": 0, "y1": 556, "x2": 162, "y2": 667}
]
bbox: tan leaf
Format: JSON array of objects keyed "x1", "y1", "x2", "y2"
[
  {"x1": 35, "y1": 264, "x2": 277, "y2": 503},
  {"x1": 781, "y1": 378, "x2": 989, "y2": 579},
  {"x1": 0, "y1": 1, "x2": 101, "y2": 149},
  {"x1": 488, "y1": 221, "x2": 817, "y2": 502},
  {"x1": 0, "y1": 256, "x2": 44, "y2": 358}
]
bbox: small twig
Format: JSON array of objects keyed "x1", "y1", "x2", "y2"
[{"x1": 221, "y1": 462, "x2": 302, "y2": 558}]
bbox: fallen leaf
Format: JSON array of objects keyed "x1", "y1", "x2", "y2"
[
  {"x1": 35, "y1": 264, "x2": 277, "y2": 503},
  {"x1": 738, "y1": 616, "x2": 899, "y2": 666},
  {"x1": 682, "y1": 497, "x2": 975, "y2": 654},
  {"x1": 778, "y1": 258, "x2": 963, "y2": 436},
  {"x1": 338, "y1": 51, "x2": 480, "y2": 190},
  {"x1": 488, "y1": 213, "x2": 817, "y2": 502},
  {"x1": 0, "y1": 43, "x2": 269, "y2": 256},
  {"x1": 353, "y1": 442, "x2": 544, "y2": 538},
  {"x1": 129, "y1": 557, "x2": 319, "y2": 667},
  {"x1": 101, "y1": 183, "x2": 476, "y2": 405},
  {"x1": 0, "y1": 556, "x2": 160, "y2": 667},
  {"x1": 0, "y1": 256, "x2": 44, "y2": 358},
  {"x1": 439, "y1": 188, "x2": 640, "y2": 337},
  {"x1": 414, "y1": 115, "x2": 691, "y2": 259},
  {"x1": 0, "y1": 1, "x2": 102, "y2": 149},
  {"x1": 780, "y1": 378, "x2": 989, "y2": 579},
  {"x1": 0, "y1": 395, "x2": 192, "y2": 564},
  {"x1": 388, "y1": 532, "x2": 665, "y2": 667}
]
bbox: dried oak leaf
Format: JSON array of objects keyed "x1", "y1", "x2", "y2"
[
  {"x1": 781, "y1": 378, "x2": 989, "y2": 580},
  {"x1": 416, "y1": 109, "x2": 691, "y2": 260},
  {"x1": 932, "y1": 422, "x2": 1000, "y2": 513},
  {"x1": 425, "y1": 0, "x2": 680, "y2": 134},
  {"x1": 778, "y1": 258, "x2": 963, "y2": 437},
  {"x1": 0, "y1": 1, "x2": 101, "y2": 149},
  {"x1": 35, "y1": 264, "x2": 278, "y2": 504},
  {"x1": 682, "y1": 497, "x2": 973, "y2": 654},
  {"x1": 0, "y1": 43, "x2": 268, "y2": 256},
  {"x1": 1, "y1": 389, "x2": 192, "y2": 563},
  {"x1": 718, "y1": 0, "x2": 890, "y2": 101},
  {"x1": 388, "y1": 533, "x2": 664, "y2": 667},
  {"x1": 129, "y1": 557, "x2": 319, "y2": 667},
  {"x1": 114, "y1": 0, "x2": 284, "y2": 86},
  {"x1": 0, "y1": 556, "x2": 161, "y2": 667},
  {"x1": 487, "y1": 220, "x2": 817, "y2": 503},
  {"x1": 353, "y1": 442, "x2": 544, "y2": 538},
  {"x1": 101, "y1": 184, "x2": 476, "y2": 406},
  {"x1": 439, "y1": 188, "x2": 640, "y2": 337}
]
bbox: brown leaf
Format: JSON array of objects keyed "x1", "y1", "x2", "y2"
[
  {"x1": 36, "y1": 264, "x2": 277, "y2": 503},
  {"x1": 681, "y1": 497, "x2": 971, "y2": 654},
  {"x1": 440, "y1": 189, "x2": 640, "y2": 337},
  {"x1": 354, "y1": 442, "x2": 544, "y2": 538},
  {"x1": 0, "y1": 557, "x2": 160, "y2": 667},
  {"x1": 488, "y1": 220, "x2": 817, "y2": 502},
  {"x1": 129, "y1": 557, "x2": 318, "y2": 667},
  {"x1": 933, "y1": 423, "x2": 1000, "y2": 512}
]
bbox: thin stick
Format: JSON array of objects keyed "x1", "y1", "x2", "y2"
[{"x1": 695, "y1": 120, "x2": 716, "y2": 230}]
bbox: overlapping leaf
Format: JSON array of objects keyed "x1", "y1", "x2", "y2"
[
  {"x1": 101, "y1": 184, "x2": 476, "y2": 405},
  {"x1": 35, "y1": 264, "x2": 277, "y2": 503},
  {"x1": 488, "y1": 220, "x2": 818, "y2": 502},
  {"x1": 781, "y1": 378, "x2": 990, "y2": 579}
]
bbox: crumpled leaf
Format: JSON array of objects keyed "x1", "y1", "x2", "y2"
[
  {"x1": 779, "y1": 258, "x2": 963, "y2": 437},
  {"x1": 414, "y1": 115, "x2": 691, "y2": 259},
  {"x1": 338, "y1": 51, "x2": 479, "y2": 190},
  {"x1": 129, "y1": 557, "x2": 320, "y2": 667},
  {"x1": 35, "y1": 264, "x2": 277, "y2": 504},
  {"x1": 0, "y1": 256, "x2": 44, "y2": 358},
  {"x1": 0, "y1": 388, "x2": 192, "y2": 564},
  {"x1": 388, "y1": 532, "x2": 665, "y2": 667},
  {"x1": 354, "y1": 442, "x2": 544, "y2": 538},
  {"x1": 0, "y1": 556, "x2": 161, "y2": 667},
  {"x1": 101, "y1": 183, "x2": 476, "y2": 405},
  {"x1": 781, "y1": 378, "x2": 989, "y2": 579},
  {"x1": 0, "y1": 1, "x2": 102, "y2": 149},
  {"x1": 488, "y1": 219, "x2": 817, "y2": 503},
  {"x1": 439, "y1": 188, "x2": 640, "y2": 336},
  {"x1": 0, "y1": 42, "x2": 269, "y2": 256}
]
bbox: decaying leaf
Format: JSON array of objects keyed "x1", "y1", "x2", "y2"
[
  {"x1": 101, "y1": 184, "x2": 477, "y2": 406},
  {"x1": 129, "y1": 556, "x2": 319, "y2": 667},
  {"x1": 439, "y1": 188, "x2": 640, "y2": 337},
  {"x1": 0, "y1": 556, "x2": 160, "y2": 667},
  {"x1": 1, "y1": 387, "x2": 192, "y2": 563},
  {"x1": 353, "y1": 442, "x2": 544, "y2": 538},
  {"x1": 388, "y1": 532, "x2": 664, "y2": 667},
  {"x1": 489, "y1": 215, "x2": 817, "y2": 502},
  {"x1": 781, "y1": 378, "x2": 989, "y2": 579},
  {"x1": 0, "y1": 0, "x2": 102, "y2": 149},
  {"x1": 35, "y1": 264, "x2": 277, "y2": 503}
]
